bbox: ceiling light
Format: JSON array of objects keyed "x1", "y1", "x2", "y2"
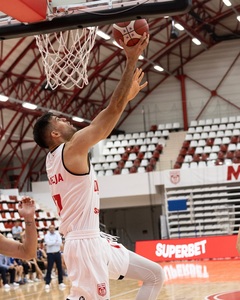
[
  {"x1": 222, "y1": 0, "x2": 232, "y2": 6},
  {"x1": 237, "y1": 16, "x2": 240, "y2": 22},
  {"x1": 175, "y1": 23, "x2": 184, "y2": 31},
  {"x1": 22, "y1": 102, "x2": 37, "y2": 110},
  {"x1": 113, "y1": 40, "x2": 122, "y2": 49},
  {"x1": 72, "y1": 116, "x2": 84, "y2": 123},
  {"x1": 0, "y1": 95, "x2": 9, "y2": 102},
  {"x1": 138, "y1": 55, "x2": 144, "y2": 60},
  {"x1": 96, "y1": 30, "x2": 111, "y2": 40},
  {"x1": 192, "y1": 38, "x2": 201, "y2": 45},
  {"x1": 154, "y1": 65, "x2": 164, "y2": 72}
]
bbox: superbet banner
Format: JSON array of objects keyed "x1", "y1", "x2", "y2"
[{"x1": 135, "y1": 235, "x2": 239, "y2": 262}]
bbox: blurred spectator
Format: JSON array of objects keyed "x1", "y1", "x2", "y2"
[
  {"x1": 11, "y1": 220, "x2": 23, "y2": 241},
  {"x1": 36, "y1": 242, "x2": 47, "y2": 274}
]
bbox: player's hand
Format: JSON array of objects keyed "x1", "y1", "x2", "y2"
[
  {"x1": 119, "y1": 32, "x2": 149, "y2": 62},
  {"x1": 127, "y1": 68, "x2": 148, "y2": 101},
  {"x1": 18, "y1": 196, "x2": 36, "y2": 220}
]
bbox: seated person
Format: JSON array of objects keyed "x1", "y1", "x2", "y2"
[
  {"x1": 9, "y1": 257, "x2": 24, "y2": 284},
  {"x1": 0, "y1": 254, "x2": 19, "y2": 288},
  {"x1": 36, "y1": 242, "x2": 47, "y2": 273}
]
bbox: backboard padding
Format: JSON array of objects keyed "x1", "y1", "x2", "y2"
[{"x1": 0, "y1": 0, "x2": 192, "y2": 40}]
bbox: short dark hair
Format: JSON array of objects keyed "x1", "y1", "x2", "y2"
[{"x1": 33, "y1": 112, "x2": 53, "y2": 148}]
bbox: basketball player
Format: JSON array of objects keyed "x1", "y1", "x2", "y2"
[
  {"x1": 33, "y1": 33, "x2": 165, "y2": 300},
  {"x1": 0, "y1": 196, "x2": 37, "y2": 260}
]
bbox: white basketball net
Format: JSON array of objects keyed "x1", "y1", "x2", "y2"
[{"x1": 35, "y1": 27, "x2": 98, "y2": 90}]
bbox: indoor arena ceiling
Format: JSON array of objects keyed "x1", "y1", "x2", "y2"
[{"x1": 0, "y1": 0, "x2": 239, "y2": 191}]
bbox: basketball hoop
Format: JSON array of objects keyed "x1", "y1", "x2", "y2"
[{"x1": 35, "y1": 27, "x2": 98, "y2": 90}]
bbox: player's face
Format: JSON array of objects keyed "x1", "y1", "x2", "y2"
[{"x1": 51, "y1": 116, "x2": 77, "y2": 141}]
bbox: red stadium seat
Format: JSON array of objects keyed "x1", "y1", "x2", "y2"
[
  {"x1": 129, "y1": 166, "x2": 138, "y2": 173},
  {"x1": 220, "y1": 144, "x2": 228, "y2": 153},
  {"x1": 152, "y1": 150, "x2": 160, "y2": 159},
  {"x1": 218, "y1": 151, "x2": 225, "y2": 159},
  {"x1": 121, "y1": 153, "x2": 129, "y2": 161},
  {"x1": 118, "y1": 160, "x2": 125, "y2": 168},
  {"x1": 149, "y1": 157, "x2": 157, "y2": 166},
  {"x1": 215, "y1": 158, "x2": 224, "y2": 165},
  {"x1": 113, "y1": 167, "x2": 122, "y2": 175},
  {"x1": 200, "y1": 153, "x2": 209, "y2": 161},
  {"x1": 232, "y1": 157, "x2": 240, "y2": 164},
  {"x1": 187, "y1": 147, "x2": 195, "y2": 155},
  {"x1": 226, "y1": 151, "x2": 234, "y2": 159},
  {"x1": 156, "y1": 144, "x2": 163, "y2": 153},
  {"x1": 146, "y1": 164, "x2": 154, "y2": 172},
  {"x1": 234, "y1": 150, "x2": 240, "y2": 158},
  {"x1": 230, "y1": 136, "x2": 238, "y2": 144},
  {"x1": 137, "y1": 152, "x2": 145, "y2": 159},
  {"x1": 182, "y1": 140, "x2": 190, "y2": 148},
  {"x1": 180, "y1": 147, "x2": 187, "y2": 156},
  {"x1": 206, "y1": 138, "x2": 214, "y2": 146},
  {"x1": 173, "y1": 162, "x2": 181, "y2": 169},
  {"x1": 150, "y1": 124, "x2": 158, "y2": 131},
  {"x1": 133, "y1": 158, "x2": 141, "y2": 167},
  {"x1": 176, "y1": 155, "x2": 184, "y2": 164},
  {"x1": 192, "y1": 154, "x2": 200, "y2": 162}
]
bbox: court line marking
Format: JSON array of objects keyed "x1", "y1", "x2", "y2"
[
  {"x1": 111, "y1": 288, "x2": 140, "y2": 298},
  {"x1": 204, "y1": 290, "x2": 240, "y2": 300}
]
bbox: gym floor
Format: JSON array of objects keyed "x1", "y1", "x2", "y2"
[{"x1": 0, "y1": 259, "x2": 239, "y2": 300}]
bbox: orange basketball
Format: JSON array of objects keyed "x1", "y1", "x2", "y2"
[{"x1": 112, "y1": 19, "x2": 149, "y2": 47}]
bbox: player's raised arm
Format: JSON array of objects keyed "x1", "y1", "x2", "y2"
[
  {"x1": 70, "y1": 33, "x2": 149, "y2": 153},
  {"x1": 0, "y1": 196, "x2": 37, "y2": 260},
  {"x1": 33, "y1": 34, "x2": 149, "y2": 174}
]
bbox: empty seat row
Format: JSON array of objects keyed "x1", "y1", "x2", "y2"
[
  {"x1": 190, "y1": 116, "x2": 240, "y2": 127},
  {"x1": 186, "y1": 130, "x2": 238, "y2": 141},
  {"x1": 97, "y1": 151, "x2": 154, "y2": 163},
  {"x1": 110, "y1": 130, "x2": 169, "y2": 141},
  {"x1": 188, "y1": 123, "x2": 240, "y2": 133},
  {"x1": 105, "y1": 138, "x2": 160, "y2": 149},
  {"x1": 94, "y1": 156, "x2": 155, "y2": 171},
  {"x1": 102, "y1": 145, "x2": 160, "y2": 156},
  {"x1": 157, "y1": 122, "x2": 180, "y2": 130},
  {"x1": 110, "y1": 132, "x2": 146, "y2": 140},
  {"x1": 106, "y1": 136, "x2": 167, "y2": 149},
  {"x1": 181, "y1": 161, "x2": 213, "y2": 169}
]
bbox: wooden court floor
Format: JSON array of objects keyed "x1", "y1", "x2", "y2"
[{"x1": 0, "y1": 259, "x2": 240, "y2": 300}]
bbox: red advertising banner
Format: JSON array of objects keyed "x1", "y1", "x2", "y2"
[{"x1": 135, "y1": 235, "x2": 239, "y2": 262}]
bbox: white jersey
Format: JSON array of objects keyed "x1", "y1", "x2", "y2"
[{"x1": 46, "y1": 143, "x2": 100, "y2": 236}]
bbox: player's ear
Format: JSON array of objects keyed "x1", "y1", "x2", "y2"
[{"x1": 51, "y1": 130, "x2": 60, "y2": 138}]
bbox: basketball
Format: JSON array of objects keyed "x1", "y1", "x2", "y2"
[{"x1": 112, "y1": 19, "x2": 149, "y2": 47}]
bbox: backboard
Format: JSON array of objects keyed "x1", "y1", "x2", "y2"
[{"x1": 0, "y1": 0, "x2": 192, "y2": 39}]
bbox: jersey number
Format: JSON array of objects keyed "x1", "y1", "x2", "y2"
[{"x1": 52, "y1": 194, "x2": 62, "y2": 215}]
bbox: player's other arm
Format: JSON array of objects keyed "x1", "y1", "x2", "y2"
[{"x1": 0, "y1": 197, "x2": 37, "y2": 259}]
